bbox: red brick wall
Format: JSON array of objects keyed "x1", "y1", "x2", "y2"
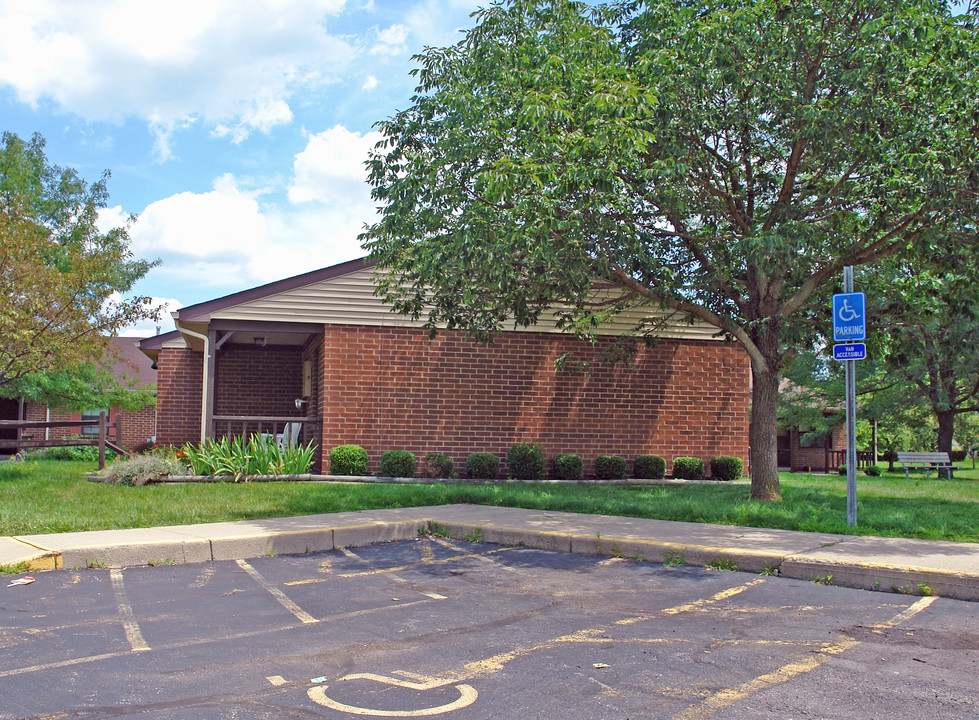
[
  {"x1": 117, "y1": 404, "x2": 157, "y2": 450},
  {"x1": 156, "y1": 347, "x2": 203, "y2": 446},
  {"x1": 320, "y1": 326, "x2": 749, "y2": 478},
  {"x1": 791, "y1": 424, "x2": 847, "y2": 473},
  {"x1": 213, "y1": 344, "x2": 303, "y2": 417}
]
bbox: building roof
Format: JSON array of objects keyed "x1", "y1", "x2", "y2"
[
  {"x1": 138, "y1": 256, "x2": 728, "y2": 363},
  {"x1": 107, "y1": 337, "x2": 157, "y2": 388}
]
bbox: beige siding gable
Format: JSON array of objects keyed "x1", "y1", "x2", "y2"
[{"x1": 210, "y1": 265, "x2": 724, "y2": 341}]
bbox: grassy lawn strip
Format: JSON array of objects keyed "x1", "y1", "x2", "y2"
[{"x1": 1, "y1": 460, "x2": 977, "y2": 542}]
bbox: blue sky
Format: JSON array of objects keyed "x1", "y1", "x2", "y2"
[{"x1": 0, "y1": 0, "x2": 484, "y2": 335}]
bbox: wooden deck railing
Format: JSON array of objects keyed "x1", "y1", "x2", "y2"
[
  {"x1": 826, "y1": 449, "x2": 876, "y2": 470},
  {"x1": 0, "y1": 411, "x2": 127, "y2": 469}
]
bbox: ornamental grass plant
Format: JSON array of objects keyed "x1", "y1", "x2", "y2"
[{"x1": 180, "y1": 434, "x2": 316, "y2": 479}]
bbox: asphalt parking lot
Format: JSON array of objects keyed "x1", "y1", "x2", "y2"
[{"x1": 1, "y1": 537, "x2": 977, "y2": 719}]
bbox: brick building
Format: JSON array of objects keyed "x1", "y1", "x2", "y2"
[
  {"x1": 777, "y1": 421, "x2": 848, "y2": 473},
  {"x1": 0, "y1": 337, "x2": 157, "y2": 453},
  {"x1": 139, "y1": 258, "x2": 750, "y2": 477}
]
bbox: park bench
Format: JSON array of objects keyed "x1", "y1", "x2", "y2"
[{"x1": 896, "y1": 451, "x2": 954, "y2": 480}]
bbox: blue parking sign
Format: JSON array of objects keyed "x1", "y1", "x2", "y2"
[{"x1": 833, "y1": 292, "x2": 866, "y2": 342}]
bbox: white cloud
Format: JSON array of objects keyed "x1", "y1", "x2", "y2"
[
  {"x1": 369, "y1": 24, "x2": 410, "y2": 55},
  {"x1": 362, "y1": 74, "x2": 379, "y2": 91},
  {"x1": 128, "y1": 174, "x2": 275, "y2": 287},
  {"x1": 0, "y1": 0, "x2": 353, "y2": 143},
  {"x1": 288, "y1": 125, "x2": 381, "y2": 205},
  {"x1": 127, "y1": 130, "x2": 378, "y2": 291},
  {"x1": 404, "y1": 0, "x2": 482, "y2": 47}
]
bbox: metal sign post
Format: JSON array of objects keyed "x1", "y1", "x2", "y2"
[{"x1": 833, "y1": 267, "x2": 863, "y2": 527}]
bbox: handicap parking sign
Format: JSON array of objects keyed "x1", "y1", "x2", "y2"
[{"x1": 833, "y1": 292, "x2": 866, "y2": 342}]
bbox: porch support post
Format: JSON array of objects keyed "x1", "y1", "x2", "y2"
[
  {"x1": 205, "y1": 329, "x2": 217, "y2": 440},
  {"x1": 175, "y1": 321, "x2": 213, "y2": 443}
]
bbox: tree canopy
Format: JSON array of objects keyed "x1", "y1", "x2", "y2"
[
  {"x1": 362, "y1": 0, "x2": 979, "y2": 499},
  {"x1": 0, "y1": 132, "x2": 159, "y2": 400}
]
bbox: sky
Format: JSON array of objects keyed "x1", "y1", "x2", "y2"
[{"x1": 0, "y1": 0, "x2": 485, "y2": 336}]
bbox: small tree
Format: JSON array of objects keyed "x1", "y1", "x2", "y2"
[{"x1": 0, "y1": 132, "x2": 158, "y2": 391}]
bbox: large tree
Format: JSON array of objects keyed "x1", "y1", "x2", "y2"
[
  {"x1": 361, "y1": 0, "x2": 979, "y2": 499},
  {"x1": 0, "y1": 132, "x2": 158, "y2": 392}
]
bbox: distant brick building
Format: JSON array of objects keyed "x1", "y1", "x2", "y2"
[
  {"x1": 1, "y1": 338, "x2": 157, "y2": 453},
  {"x1": 140, "y1": 258, "x2": 750, "y2": 477}
]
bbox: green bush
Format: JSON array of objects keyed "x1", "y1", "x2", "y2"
[
  {"x1": 101, "y1": 454, "x2": 187, "y2": 487},
  {"x1": 466, "y1": 452, "x2": 500, "y2": 479},
  {"x1": 330, "y1": 444, "x2": 369, "y2": 476},
  {"x1": 594, "y1": 454, "x2": 627, "y2": 480},
  {"x1": 838, "y1": 464, "x2": 847, "y2": 475},
  {"x1": 634, "y1": 455, "x2": 666, "y2": 479},
  {"x1": 506, "y1": 442, "x2": 545, "y2": 480},
  {"x1": 380, "y1": 450, "x2": 417, "y2": 478},
  {"x1": 710, "y1": 456, "x2": 744, "y2": 481},
  {"x1": 672, "y1": 456, "x2": 705, "y2": 480},
  {"x1": 864, "y1": 465, "x2": 882, "y2": 476},
  {"x1": 423, "y1": 452, "x2": 454, "y2": 478},
  {"x1": 23, "y1": 446, "x2": 116, "y2": 462},
  {"x1": 950, "y1": 449, "x2": 967, "y2": 462},
  {"x1": 551, "y1": 453, "x2": 583, "y2": 480}
]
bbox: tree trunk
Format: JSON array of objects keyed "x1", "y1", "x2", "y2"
[
  {"x1": 749, "y1": 364, "x2": 781, "y2": 501},
  {"x1": 935, "y1": 409, "x2": 955, "y2": 455}
]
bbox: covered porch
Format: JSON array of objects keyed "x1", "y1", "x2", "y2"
[{"x1": 141, "y1": 319, "x2": 324, "y2": 469}]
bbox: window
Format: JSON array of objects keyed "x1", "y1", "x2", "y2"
[
  {"x1": 80, "y1": 409, "x2": 107, "y2": 435},
  {"x1": 798, "y1": 430, "x2": 831, "y2": 449}
]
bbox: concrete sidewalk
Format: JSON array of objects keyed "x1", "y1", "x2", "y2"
[{"x1": 3, "y1": 504, "x2": 978, "y2": 601}]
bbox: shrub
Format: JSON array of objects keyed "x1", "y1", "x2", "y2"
[
  {"x1": 466, "y1": 452, "x2": 500, "y2": 479},
  {"x1": 950, "y1": 449, "x2": 967, "y2": 462},
  {"x1": 864, "y1": 465, "x2": 882, "y2": 476},
  {"x1": 23, "y1": 446, "x2": 116, "y2": 462},
  {"x1": 380, "y1": 450, "x2": 417, "y2": 478},
  {"x1": 594, "y1": 454, "x2": 627, "y2": 480},
  {"x1": 330, "y1": 444, "x2": 369, "y2": 476},
  {"x1": 634, "y1": 455, "x2": 666, "y2": 479},
  {"x1": 672, "y1": 456, "x2": 705, "y2": 480},
  {"x1": 710, "y1": 456, "x2": 744, "y2": 481},
  {"x1": 506, "y1": 442, "x2": 545, "y2": 480},
  {"x1": 838, "y1": 464, "x2": 847, "y2": 475},
  {"x1": 551, "y1": 453, "x2": 583, "y2": 480},
  {"x1": 423, "y1": 452, "x2": 454, "y2": 478},
  {"x1": 101, "y1": 454, "x2": 187, "y2": 487}
]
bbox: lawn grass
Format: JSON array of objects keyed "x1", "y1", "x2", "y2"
[{"x1": 1, "y1": 459, "x2": 976, "y2": 542}]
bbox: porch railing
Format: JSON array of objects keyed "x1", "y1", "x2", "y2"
[
  {"x1": 827, "y1": 449, "x2": 876, "y2": 470},
  {"x1": 211, "y1": 416, "x2": 320, "y2": 445}
]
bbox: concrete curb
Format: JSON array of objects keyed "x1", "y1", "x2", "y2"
[{"x1": 3, "y1": 506, "x2": 977, "y2": 602}]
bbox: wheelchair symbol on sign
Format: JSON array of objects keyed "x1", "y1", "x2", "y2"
[
  {"x1": 837, "y1": 300, "x2": 858, "y2": 322},
  {"x1": 308, "y1": 670, "x2": 477, "y2": 717}
]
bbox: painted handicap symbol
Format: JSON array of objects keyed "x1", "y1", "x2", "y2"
[{"x1": 308, "y1": 670, "x2": 477, "y2": 717}]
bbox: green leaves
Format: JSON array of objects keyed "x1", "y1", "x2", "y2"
[
  {"x1": 180, "y1": 434, "x2": 318, "y2": 479},
  {"x1": 0, "y1": 132, "x2": 159, "y2": 390}
]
